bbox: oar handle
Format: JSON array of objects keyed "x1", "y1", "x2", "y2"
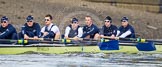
[
  {"x1": 68, "y1": 38, "x2": 83, "y2": 40},
  {"x1": 102, "y1": 36, "x2": 149, "y2": 42},
  {"x1": 101, "y1": 36, "x2": 119, "y2": 40},
  {"x1": 28, "y1": 38, "x2": 44, "y2": 40}
]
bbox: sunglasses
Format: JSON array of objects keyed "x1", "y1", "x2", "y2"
[
  {"x1": 27, "y1": 20, "x2": 33, "y2": 22},
  {"x1": 72, "y1": 22, "x2": 78, "y2": 24},
  {"x1": 105, "y1": 20, "x2": 110, "y2": 22},
  {"x1": 122, "y1": 20, "x2": 127, "y2": 22},
  {"x1": 44, "y1": 19, "x2": 50, "y2": 21},
  {"x1": 72, "y1": 21, "x2": 78, "y2": 23},
  {"x1": 1, "y1": 21, "x2": 7, "y2": 23}
]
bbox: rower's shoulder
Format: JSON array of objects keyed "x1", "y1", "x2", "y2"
[
  {"x1": 128, "y1": 24, "x2": 135, "y2": 29},
  {"x1": 111, "y1": 24, "x2": 117, "y2": 26},
  {"x1": 33, "y1": 22, "x2": 40, "y2": 26},
  {"x1": 8, "y1": 24, "x2": 15, "y2": 28}
]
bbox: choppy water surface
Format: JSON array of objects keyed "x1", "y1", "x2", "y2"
[{"x1": 0, "y1": 53, "x2": 162, "y2": 67}]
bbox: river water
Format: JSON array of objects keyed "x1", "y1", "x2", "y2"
[{"x1": 0, "y1": 53, "x2": 162, "y2": 67}]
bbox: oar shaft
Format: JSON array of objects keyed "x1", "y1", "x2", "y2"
[
  {"x1": 0, "y1": 37, "x2": 162, "y2": 45},
  {"x1": 28, "y1": 38, "x2": 58, "y2": 41},
  {"x1": 0, "y1": 39, "x2": 17, "y2": 43},
  {"x1": 27, "y1": 40, "x2": 61, "y2": 44}
]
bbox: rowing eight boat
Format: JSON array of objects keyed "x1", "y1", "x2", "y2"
[
  {"x1": 0, "y1": 43, "x2": 162, "y2": 55},
  {"x1": 0, "y1": 37, "x2": 162, "y2": 54}
]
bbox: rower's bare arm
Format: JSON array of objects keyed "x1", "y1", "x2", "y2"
[
  {"x1": 42, "y1": 32, "x2": 49, "y2": 37},
  {"x1": 54, "y1": 32, "x2": 60, "y2": 40},
  {"x1": 24, "y1": 34, "x2": 29, "y2": 39}
]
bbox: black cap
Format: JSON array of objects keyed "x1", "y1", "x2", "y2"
[
  {"x1": 104, "y1": 16, "x2": 112, "y2": 23},
  {"x1": 26, "y1": 15, "x2": 34, "y2": 22},
  {"x1": 1, "y1": 16, "x2": 8, "y2": 22},
  {"x1": 71, "y1": 18, "x2": 78, "y2": 23},
  {"x1": 121, "y1": 16, "x2": 128, "y2": 22}
]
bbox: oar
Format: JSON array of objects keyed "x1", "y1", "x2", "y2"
[
  {"x1": 0, "y1": 39, "x2": 61, "y2": 45},
  {"x1": 28, "y1": 38, "x2": 57, "y2": 41},
  {"x1": 0, "y1": 39, "x2": 18, "y2": 44},
  {"x1": 0, "y1": 39, "x2": 30, "y2": 45},
  {"x1": 0, "y1": 38, "x2": 96, "y2": 45},
  {"x1": 26, "y1": 40, "x2": 62, "y2": 44},
  {"x1": 26, "y1": 38, "x2": 161, "y2": 51},
  {"x1": 61, "y1": 37, "x2": 162, "y2": 46},
  {"x1": 101, "y1": 36, "x2": 162, "y2": 43},
  {"x1": 101, "y1": 36, "x2": 158, "y2": 51},
  {"x1": 99, "y1": 40, "x2": 119, "y2": 50},
  {"x1": 59, "y1": 38, "x2": 97, "y2": 45},
  {"x1": 67, "y1": 38, "x2": 97, "y2": 41},
  {"x1": 0, "y1": 38, "x2": 158, "y2": 51}
]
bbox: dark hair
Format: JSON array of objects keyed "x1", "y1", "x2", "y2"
[
  {"x1": 85, "y1": 16, "x2": 92, "y2": 18},
  {"x1": 45, "y1": 14, "x2": 53, "y2": 20},
  {"x1": 85, "y1": 16, "x2": 93, "y2": 21}
]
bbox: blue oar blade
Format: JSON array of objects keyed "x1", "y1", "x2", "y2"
[
  {"x1": 99, "y1": 40, "x2": 119, "y2": 50},
  {"x1": 136, "y1": 41, "x2": 156, "y2": 51}
]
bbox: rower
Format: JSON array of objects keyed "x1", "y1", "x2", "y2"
[
  {"x1": 18, "y1": 15, "x2": 41, "y2": 40},
  {"x1": 116, "y1": 16, "x2": 135, "y2": 38},
  {"x1": 81, "y1": 16, "x2": 100, "y2": 40},
  {"x1": 100, "y1": 16, "x2": 118, "y2": 39},
  {"x1": 41, "y1": 14, "x2": 60, "y2": 40},
  {"x1": 0, "y1": 16, "x2": 17, "y2": 40},
  {"x1": 64, "y1": 18, "x2": 83, "y2": 40}
]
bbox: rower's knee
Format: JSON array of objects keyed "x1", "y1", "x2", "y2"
[{"x1": 94, "y1": 33, "x2": 100, "y2": 40}]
